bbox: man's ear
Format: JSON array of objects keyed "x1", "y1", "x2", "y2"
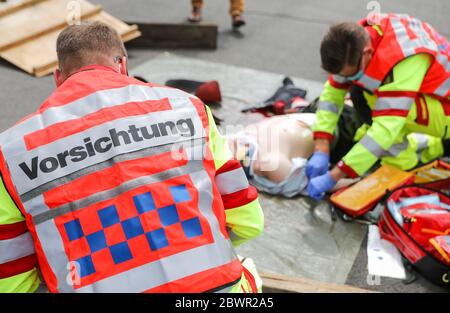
[
  {"x1": 363, "y1": 39, "x2": 374, "y2": 55},
  {"x1": 365, "y1": 46, "x2": 374, "y2": 54},
  {"x1": 119, "y1": 56, "x2": 128, "y2": 76},
  {"x1": 53, "y1": 69, "x2": 64, "y2": 87}
]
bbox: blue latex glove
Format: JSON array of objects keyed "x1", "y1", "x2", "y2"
[
  {"x1": 305, "y1": 151, "x2": 329, "y2": 179},
  {"x1": 307, "y1": 172, "x2": 337, "y2": 200}
]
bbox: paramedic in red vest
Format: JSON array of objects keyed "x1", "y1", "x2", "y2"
[
  {"x1": 306, "y1": 13, "x2": 450, "y2": 200},
  {"x1": 0, "y1": 21, "x2": 264, "y2": 293}
]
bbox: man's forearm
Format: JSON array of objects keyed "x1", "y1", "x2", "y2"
[
  {"x1": 313, "y1": 139, "x2": 347, "y2": 181},
  {"x1": 314, "y1": 138, "x2": 331, "y2": 154},
  {"x1": 330, "y1": 166, "x2": 347, "y2": 181}
]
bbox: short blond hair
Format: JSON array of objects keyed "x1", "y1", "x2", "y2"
[{"x1": 56, "y1": 21, "x2": 126, "y2": 72}]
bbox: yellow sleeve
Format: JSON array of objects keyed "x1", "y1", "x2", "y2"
[
  {"x1": 312, "y1": 79, "x2": 348, "y2": 139},
  {"x1": 205, "y1": 106, "x2": 264, "y2": 247},
  {"x1": 0, "y1": 175, "x2": 40, "y2": 293}
]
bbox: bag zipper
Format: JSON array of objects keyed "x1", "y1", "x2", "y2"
[{"x1": 381, "y1": 211, "x2": 421, "y2": 260}]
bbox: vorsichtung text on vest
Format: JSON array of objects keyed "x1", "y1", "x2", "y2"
[{"x1": 8, "y1": 108, "x2": 204, "y2": 196}]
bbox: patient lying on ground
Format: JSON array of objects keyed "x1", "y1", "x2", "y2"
[{"x1": 227, "y1": 113, "x2": 355, "y2": 197}]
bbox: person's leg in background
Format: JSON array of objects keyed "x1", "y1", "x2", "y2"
[
  {"x1": 188, "y1": 0, "x2": 203, "y2": 23},
  {"x1": 230, "y1": 0, "x2": 246, "y2": 30}
]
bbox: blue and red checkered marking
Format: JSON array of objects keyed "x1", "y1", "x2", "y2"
[{"x1": 62, "y1": 184, "x2": 206, "y2": 279}]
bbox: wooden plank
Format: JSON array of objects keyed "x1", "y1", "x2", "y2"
[
  {"x1": 34, "y1": 59, "x2": 58, "y2": 78},
  {"x1": 260, "y1": 272, "x2": 375, "y2": 293},
  {"x1": 121, "y1": 27, "x2": 142, "y2": 43},
  {"x1": 0, "y1": 0, "x2": 47, "y2": 18},
  {"x1": 0, "y1": 5, "x2": 103, "y2": 52},
  {"x1": 32, "y1": 12, "x2": 141, "y2": 77},
  {"x1": 0, "y1": 25, "x2": 59, "y2": 74},
  {"x1": 0, "y1": 0, "x2": 100, "y2": 51},
  {"x1": 126, "y1": 22, "x2": 217, "y2": 49},
  {"x1": 0, "y1": 10, "x2": 141, "y2": 77},
  {"x1": 96, "y1": 11, "x2": 141, "y2": 42}
]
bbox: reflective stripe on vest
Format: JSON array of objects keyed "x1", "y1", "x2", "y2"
[
  {"x1": 329, "y1": 75, "x2": 351, "y2": 89},
  {"x1": 360, "y1": 134, "x2": 410, "y2": 158},
  {"x1": 0, "y1": 80, "x2": 240, "y2": 292},
  {"x1": 0, "y1": 86, "x2": 192, "y2": 147},
  {"x1": 331, "y1": 75, "x2": 348, "y2": 84},
  {"x1": 412, "y1": 133, "x2": 429, "y2": 151},
  {"x1": 360, "y1": 135, "x2": 385, "y2": 158},
  {"x1": 384, "y1": 140, "x2": 409, "y2": 157},
  {"x1": 317, "y1": 101, "x2": 339, "y2": 114},
  {"x1": 412, "y1": 133, "x2": 430, "y2": 162},
  {"x1": 0, "y1": 232, "x2": 35, "y2": 264},
  {"x1": 436, "y1": 77, "x2": 450, "y2": 97},
  {"x1": 215, "y1": 168, "x2": 249, "y2": 195},
  {"x1": 0, "y1": 221, "x2": 37, "y2": 278},
  {"x1": 373, "y1": 97, "x2": 414, "y2": 111},
  {"x1": 436, "y1": 52, "x2": 449, "y2": 72},
  {"x1": 358, "y1": 74, "x2": 381, "y2": 92}
]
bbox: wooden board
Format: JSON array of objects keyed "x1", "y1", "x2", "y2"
[
  {"x1": 0, "y1": 0, "x2": 140, "y2": 77},
  {"x1": 0, "y1": 0, "x2": 101, "y2": 51},
  {"x1": 126, "y1": 22, "x2": 218, "y2": 49},
  {"x1": 260, "y1": 272, "x2": 375, "y2": 293},
  {"x1": 0, "y1": 0, "x2": 47, "y2": 18}
]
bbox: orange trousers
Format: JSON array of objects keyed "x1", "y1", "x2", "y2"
[{"x1": 192, "y1": 0, "x2": 245, "y2": 17}]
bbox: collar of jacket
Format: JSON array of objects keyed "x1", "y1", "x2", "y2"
[
  {"x1": 365, "y1": 25, "x2": 382, "y2": 51},
  {"x1": 70, "y1": 64, "x2": 118, "y2": 76},
  {"x1": 55, "y1": 64, "x2": 119, "y2": 90}
]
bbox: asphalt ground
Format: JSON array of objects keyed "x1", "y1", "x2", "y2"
[{"x1": 0, "y1": 0, "x2": 448, "y2": 292}]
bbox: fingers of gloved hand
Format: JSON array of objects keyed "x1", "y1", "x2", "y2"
[
  {"x1": 306, "y1": 182, "x2": 325, "y2": 200},
  {"x1": 307, "y1": 172, "x2": 337, "y2": 200},
  {"x1": 306, "y1": 152, "x2": 329, "y2": 179}
]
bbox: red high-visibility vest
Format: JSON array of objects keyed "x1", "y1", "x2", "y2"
[
  {"x1": 355, "y1": 14, "x2": 449, "y2": 99},
  {"x1": 0, "y1": 66, "x2": 243, "y2": 293}
]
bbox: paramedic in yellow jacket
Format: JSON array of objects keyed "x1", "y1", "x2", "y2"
[
  {"x1": 0, "y1": 22, "x2": 263, "y2": 293},
  {"x1": 306, "y1": 14, "x2": 450, "y2": 200}
]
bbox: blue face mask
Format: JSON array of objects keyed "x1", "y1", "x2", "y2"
[{"x1": 346, "y1": 69, "x2": 364, "y2": 81}]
